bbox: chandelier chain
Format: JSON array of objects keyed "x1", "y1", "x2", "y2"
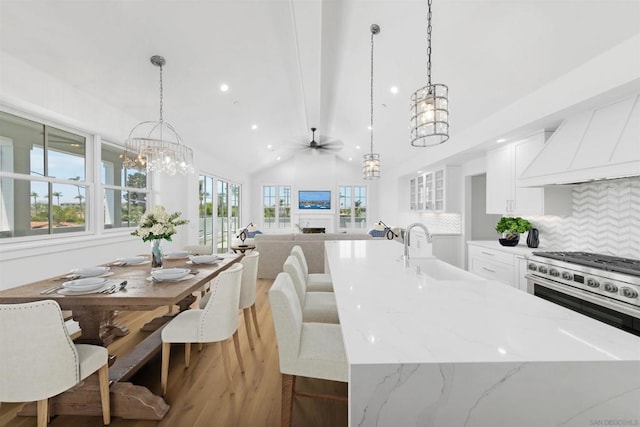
[
  {"x1": 159, "y1": 64, "x2": 164, "y2": 123},
  {"x1": 427, "y1": 0, "x2": 432, "y2": 87}
]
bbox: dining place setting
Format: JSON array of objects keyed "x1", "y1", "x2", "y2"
[{"x1": 39, "y1": 266, "x2": 128, "y2": 296}]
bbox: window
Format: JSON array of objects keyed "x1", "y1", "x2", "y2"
[
  {"x1": 0, "y1": 111, "x2": 88, "y2": 238},
  {"x1": 199, "y1": 174, "x2": 241, "y2": 254},
  {"x1": 101, "y1": 142, "x2": 148, "y2": 230},
  {"x1": 199, "y1": 175, "x2": 215, "y2": 247},
  {"x1": 263, "y1": 185, "x2": 291, "y2": 229},
  {"x1": 338, "y1": 186, "x2": 367, "y2": 230}
]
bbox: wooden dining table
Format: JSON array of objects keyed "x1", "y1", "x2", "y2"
[{"x1": 0, "y1": 252, "x2": 243, "y2": 420}]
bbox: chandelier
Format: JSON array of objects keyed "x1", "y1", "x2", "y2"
[
  {"x1": 409, "y1": 0, "x2": 449, "y2": 147},
  {"x1": 124, "y1": 55, "x2": 194, "y2": 176},
  {"x1": 363, "y1": 24, "x2": 381, "y2": 180}
]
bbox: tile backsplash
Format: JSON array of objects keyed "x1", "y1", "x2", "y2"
[{"x1": 527, "y1": 177, "x2": 640, "y2": 259}]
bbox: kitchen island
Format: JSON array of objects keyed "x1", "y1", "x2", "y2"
[{"x1": 325, "y1": 240, "x2": 640, "y2": 426}]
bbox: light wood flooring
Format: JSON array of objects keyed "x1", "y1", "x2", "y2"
[{"x1": 0, "y1": 279, "x2": 348, "y2": 427}]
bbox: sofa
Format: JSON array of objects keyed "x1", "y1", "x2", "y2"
[{"x1": 254, "y1": 233, "x2": 373, "y2": 279}]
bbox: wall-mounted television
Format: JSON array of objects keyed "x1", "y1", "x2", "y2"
[{"x1": 298, "y1": 190, "x2": 331, "y2": 210}]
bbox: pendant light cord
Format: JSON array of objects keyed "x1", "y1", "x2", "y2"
[
  {"x1": 427, "y1": 0, "x2": 432, "y2": 87},
  {"x1": 370, "y1": 27, "x2": 375, "y2": 155}
]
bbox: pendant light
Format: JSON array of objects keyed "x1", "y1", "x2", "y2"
[
  {"x1": 124, "y1": 55, "x2": 194, "y2": 176},
  {"x1": 363, "y1": 24, "x2": 381, "y2": 180},
  {"x1": 409, "y1": 0, "x2": 449, "y2": 147}
]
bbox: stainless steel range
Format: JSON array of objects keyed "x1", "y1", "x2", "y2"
[{"x1": 526, "y1": 251, "x2": 640, "y2": 336}]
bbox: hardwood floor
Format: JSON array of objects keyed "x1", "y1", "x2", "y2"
[{"x1": 0, "y1": 279, "x2": 348, "y2": 427}]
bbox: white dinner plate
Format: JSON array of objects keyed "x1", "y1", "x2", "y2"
[
  {"x1": 62, "y1": 277, "x2": 109, "y2": 290},
  {"x1": 164, "y1": 252, "x2": 190, "y2": 259},
  {"x1": 116, "y1": 256, "x2": 148, "y2": 265},
  {"x1": 59, "y1": 281, "x2": 111, "y2": 295},
  {"x1": 188, "y1": 255, "x2": 221, "y2": 264},
  {"x1": 151, "y1": 267, "x2": 191, "y2": 281},
  {"x1": 69, "y1": 266, "x2": 110, "y2": 278},
  {"x1": 147, "y1": 274, "x2": 192, "y2": 283}
]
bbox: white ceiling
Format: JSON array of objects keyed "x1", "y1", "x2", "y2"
[{"x1": 1, "y1": 0, "x2": 639, "y2": 175}]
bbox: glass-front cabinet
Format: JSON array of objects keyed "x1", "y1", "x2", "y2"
[{"x1": 409, "y1": 166, "x2": 460, "y2": 213}]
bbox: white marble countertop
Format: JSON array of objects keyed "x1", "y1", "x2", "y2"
[{"x1": 325, "y1": 240, "x2": 640, "y2": 365}]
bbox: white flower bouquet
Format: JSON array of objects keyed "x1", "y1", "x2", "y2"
[{"x1": 131, "y1": 205, "x2": 188, "y2": 242}]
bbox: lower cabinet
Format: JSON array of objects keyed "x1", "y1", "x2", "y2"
[{"x1": 467, "y1": 243, "x2": 531, "y2": 291}]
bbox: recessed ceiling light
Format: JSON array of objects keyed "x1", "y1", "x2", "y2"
[
  {"x1": 276, "y1": 156, "x2": 281, "y2": 161},
  {"x1": 220, "y1": 83, "x2": 229, "y2": 92},
  {"x1": 349, "y1": 157, "x2": 353, "y2": 161},
  {"x1": 267, "y1": 144, "x2": 273, "y2": 149},
  {"x1": 390, "y1": 86, "x2": 399, "y2": 94},
  {"x1": 417, "y1": 170, "x2": 423, "y2": 174},
  {"x1": 496, "y1": 138, "x2": 507, "y2": 143},
  {"x1": 367, "y1": 125, "x2": 373, "y2": 131},
  {"x1": 251, "y1": 124, "x2": 258, "y2": 130},
  {"x1": 356, "y1": 145, "x2": 360, "y2": 150}
]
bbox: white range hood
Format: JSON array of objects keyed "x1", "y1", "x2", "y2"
[{"x1": 519, "y1": 93, "x2": 640, "y2": 186}]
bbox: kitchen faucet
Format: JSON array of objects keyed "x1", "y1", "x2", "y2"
[{"x1": 403, "y1": 222, "x2": 432, "y2": 260}]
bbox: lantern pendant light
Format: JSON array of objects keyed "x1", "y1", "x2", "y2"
[
  {"x1": 363, "y1": 24, "x2": 381, "y2": 180},
  {"x1": 409, "y1": 0, "x2": 449, "y2": 147}
]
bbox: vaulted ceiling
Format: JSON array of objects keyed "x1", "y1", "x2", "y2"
[{"x1": 1, "y1": 0, "x2": 639, "y2": 175}]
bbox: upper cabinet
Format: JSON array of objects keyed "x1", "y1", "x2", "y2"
[
  {"x1": 410, "y1": 165, "x2": 461, "y2": 213},
  {"x1": 486, "y1": 131, "x2": 572, "y2": 216}
]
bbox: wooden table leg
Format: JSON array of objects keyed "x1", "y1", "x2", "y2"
[
  {"x1": 72, "y1": 308, "x2": 117, "y2": 347},
  {"x1": 18, "y1": 374, "x2": 170, "y2": 420},
  {"x1": 104, "y1": 310, "x2": 130, "y2": 337}
]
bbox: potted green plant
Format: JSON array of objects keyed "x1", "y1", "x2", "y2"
[{"x1": 495, "y1": 216, "x2": 532, "y2": 247}]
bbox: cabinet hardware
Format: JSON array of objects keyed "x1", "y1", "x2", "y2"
[
  {"x1": 482, "y1": 267, "x2": 496, "y2": 273},
  {"x1": 481, "y1": 251, "x2": 494, "y2": 256}
]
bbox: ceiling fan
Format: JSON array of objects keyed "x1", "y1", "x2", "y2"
[{"x1": 296, "y1": 128, "x2": 344, "y2": 153}]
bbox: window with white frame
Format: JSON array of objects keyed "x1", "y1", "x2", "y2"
[
  {"x1": 199, "y1": 174, "x2": 241, "y2": 254},
  {"x1": 0, "y1": 110, "x2": 89, "y2": 238},
  {"x1": 338, "y1": 185, "x2": 367, "y2": 230},
  {"x1": 101, "y1": 142, "x2": 148, "y2": 230},
  {"x1": 263, "y1": 185, "x2": 291, "y2": 229}
]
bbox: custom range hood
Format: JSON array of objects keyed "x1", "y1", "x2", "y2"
[{"x1": 519, "y1": 93, "x2": 640, "y2": 186}]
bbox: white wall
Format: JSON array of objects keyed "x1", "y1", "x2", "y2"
[{"x1": 249, "y1": 152, "x2": 378, "y2": 233}]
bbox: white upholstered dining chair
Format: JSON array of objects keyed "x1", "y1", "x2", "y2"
[
  {"x1": 290, "y1": 245, "x2": 333, "y2": 292},
  {"x1": 238, "y1": 251, "x2": 261, "y2": 350},
  {"x1": 283, "y1": 255, "x2": 339, "y2": 324},
  {"x1": 0, "y1": 300, "x2": 111, "y2": 426},
  {"x1": 161, "y1": 262, "x2": 244, "y2": 396},
  {"x1": 269, "y1": 272, "x2": 348, "y2": 427}
]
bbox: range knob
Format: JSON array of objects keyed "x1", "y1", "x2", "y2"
[
  {"x1": 561, "y1": 271, "x2": 573, "y2": 281},
  {"x1": 586, "y1": 278, "x2": 600, "y2": 288},
  {"x1": 538, "y1": 266, "x2": 548, "y2": 274},
  {"x1": 603, "y1": 283, "x2": 618, "y2": 293},
  {"x1": 528, "y1": 263, "x2": 537, "y2": 271},
  {"x1": 620, "y1": 287, "x2": 638, "y2": 299},
  {"x1": 549, "y1": 268, "x2": 560, "y2": 277}
]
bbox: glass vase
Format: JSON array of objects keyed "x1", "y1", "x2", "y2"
[{"x1": 151, "y1": 239, "x2": 164, "y2": 269}]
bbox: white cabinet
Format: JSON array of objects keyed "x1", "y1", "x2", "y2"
[
  {"x1": 468, "y1": 244, "x2": 516, "y2": 286},
  {"x1": 409, "y1": 166, "x2": 460, "y2": 213},
  {"x1": 467, "y1": 243, "x2": 533, "y2": 290},
  {"x1": 486, "y1": 131, "x2": 572, "y2": 216}
]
